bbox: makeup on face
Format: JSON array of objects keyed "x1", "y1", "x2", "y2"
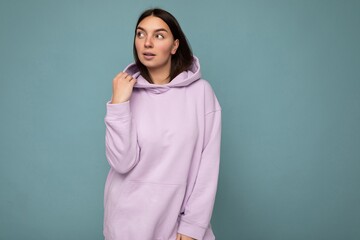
[{"x1": 135, "y1": 16, "x2": 178, "y2": 71}]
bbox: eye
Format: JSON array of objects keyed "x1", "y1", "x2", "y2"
[
  {"x1": 136, "y1": 31, "x2": 145, "y2": 38},
  {"x1": 155, "y1": 34, "x2": 164, "y2": 39}
]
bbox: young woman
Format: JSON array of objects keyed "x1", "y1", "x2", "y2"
[{"x1": 104, "y1": 8, "x2": 222, "y2": 240}]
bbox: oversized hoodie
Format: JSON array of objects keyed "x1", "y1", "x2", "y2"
[{"x1": 103, "y1": 57, "x2": 222, "y2": 240}]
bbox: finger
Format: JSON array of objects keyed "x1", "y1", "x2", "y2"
[
  {"x1": 176, "y1": 234, "x2": 181, "y2": 240},
  {"x1": 129, "y1": 77, "x2": 137, "y2": 83},
  {"x1": 124, "y1": 74, "x2": 133, "y2": 81}
]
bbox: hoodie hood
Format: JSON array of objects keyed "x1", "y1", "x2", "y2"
[{"x1": 123, "y1": 56, "x2": 201, "y2": 94}]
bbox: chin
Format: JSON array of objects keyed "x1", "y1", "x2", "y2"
[
  {"x1": 140, "y1": 59, "x2": 161, "y2": 69},
  {"x1": 138, "y1": 56, "x2": 171, "y2": 70},
  {"x1": 140, "y1": 61, "x2": 157, "y2": 69}
]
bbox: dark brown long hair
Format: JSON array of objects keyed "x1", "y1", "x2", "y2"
[{"x1": 133, "y1": 8, "x2": 193, "y2": 84}]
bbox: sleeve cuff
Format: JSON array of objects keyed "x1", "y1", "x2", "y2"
[
  {"x1": 105, "y1": 100, "x2": 131, "y2": 119},
  {"x1": 178, "y1": 219, "x2": 207, "y2": 240}
]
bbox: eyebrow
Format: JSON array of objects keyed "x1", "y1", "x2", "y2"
[{"x1": 136, "y1": 26, "x2": 168, "y2": 33}]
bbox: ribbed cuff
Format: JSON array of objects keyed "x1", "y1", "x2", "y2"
[
  {"x1": 105, "y1": 100, "x2": 131, "y2": 119},
  {"x1": 178, "y1": 219, "x2": 207, "y2": 240}
]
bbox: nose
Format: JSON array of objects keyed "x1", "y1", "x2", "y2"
[{"x1": 144, "y1": 36, "x2": 153, "y2": 48}]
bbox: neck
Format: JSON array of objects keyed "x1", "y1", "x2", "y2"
[{"x1": 148, "y1": 61, "x2": 171, "y2": 85}]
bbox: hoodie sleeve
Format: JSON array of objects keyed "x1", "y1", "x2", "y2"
[
  {"x1": 104, "y1": 100, "x2": 140, "y2": 174},
  {"x1": 178, "y1": 82, "x2": 222, "y2": 240}
]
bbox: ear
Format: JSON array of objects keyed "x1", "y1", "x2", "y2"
[{"x1": 171, "y1": 39, "x2": 179, "y2": 55}]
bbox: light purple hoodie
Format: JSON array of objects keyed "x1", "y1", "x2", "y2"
[{"x1": 103, "y1": 57, "x2": 222, "y2": 240}]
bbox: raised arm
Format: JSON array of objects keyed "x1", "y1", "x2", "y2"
[{"x1": 104, "y1": 71, "x2": 139, "y2": 174}]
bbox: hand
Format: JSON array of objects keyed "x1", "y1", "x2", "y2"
[
  {"x1": 111, "y1": 71, "x2": 137, "y2": 104},
  {"x1": 176, "y1": 233, "x2": 196, "y2": 240}
]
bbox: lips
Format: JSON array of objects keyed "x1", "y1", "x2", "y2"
[
  {"x1": 143, "y1": 52, "x2": 156, "y2": 56},
  {"x1": 143, "y1": 52, "x2": 156, "y2": 60}
]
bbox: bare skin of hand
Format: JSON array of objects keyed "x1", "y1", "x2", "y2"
[
  {"x1": 111, "y1": 72, "x2": 137, "y2": 104},
  {"x1": 176, "y1": 233, "x2": 195, "y2": 240}
]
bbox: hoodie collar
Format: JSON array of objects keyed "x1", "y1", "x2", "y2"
[{"x1": 123, "y1": 56, "x2": 201, "y2": 94}]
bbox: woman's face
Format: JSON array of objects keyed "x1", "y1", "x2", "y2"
[{"x1": 135, "y1": 16, "x2": 179, "y2": 72}]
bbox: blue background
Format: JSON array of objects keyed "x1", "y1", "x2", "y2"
[{"x1": 1, "y1": 0, "x2": 359, "y2": 239}]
